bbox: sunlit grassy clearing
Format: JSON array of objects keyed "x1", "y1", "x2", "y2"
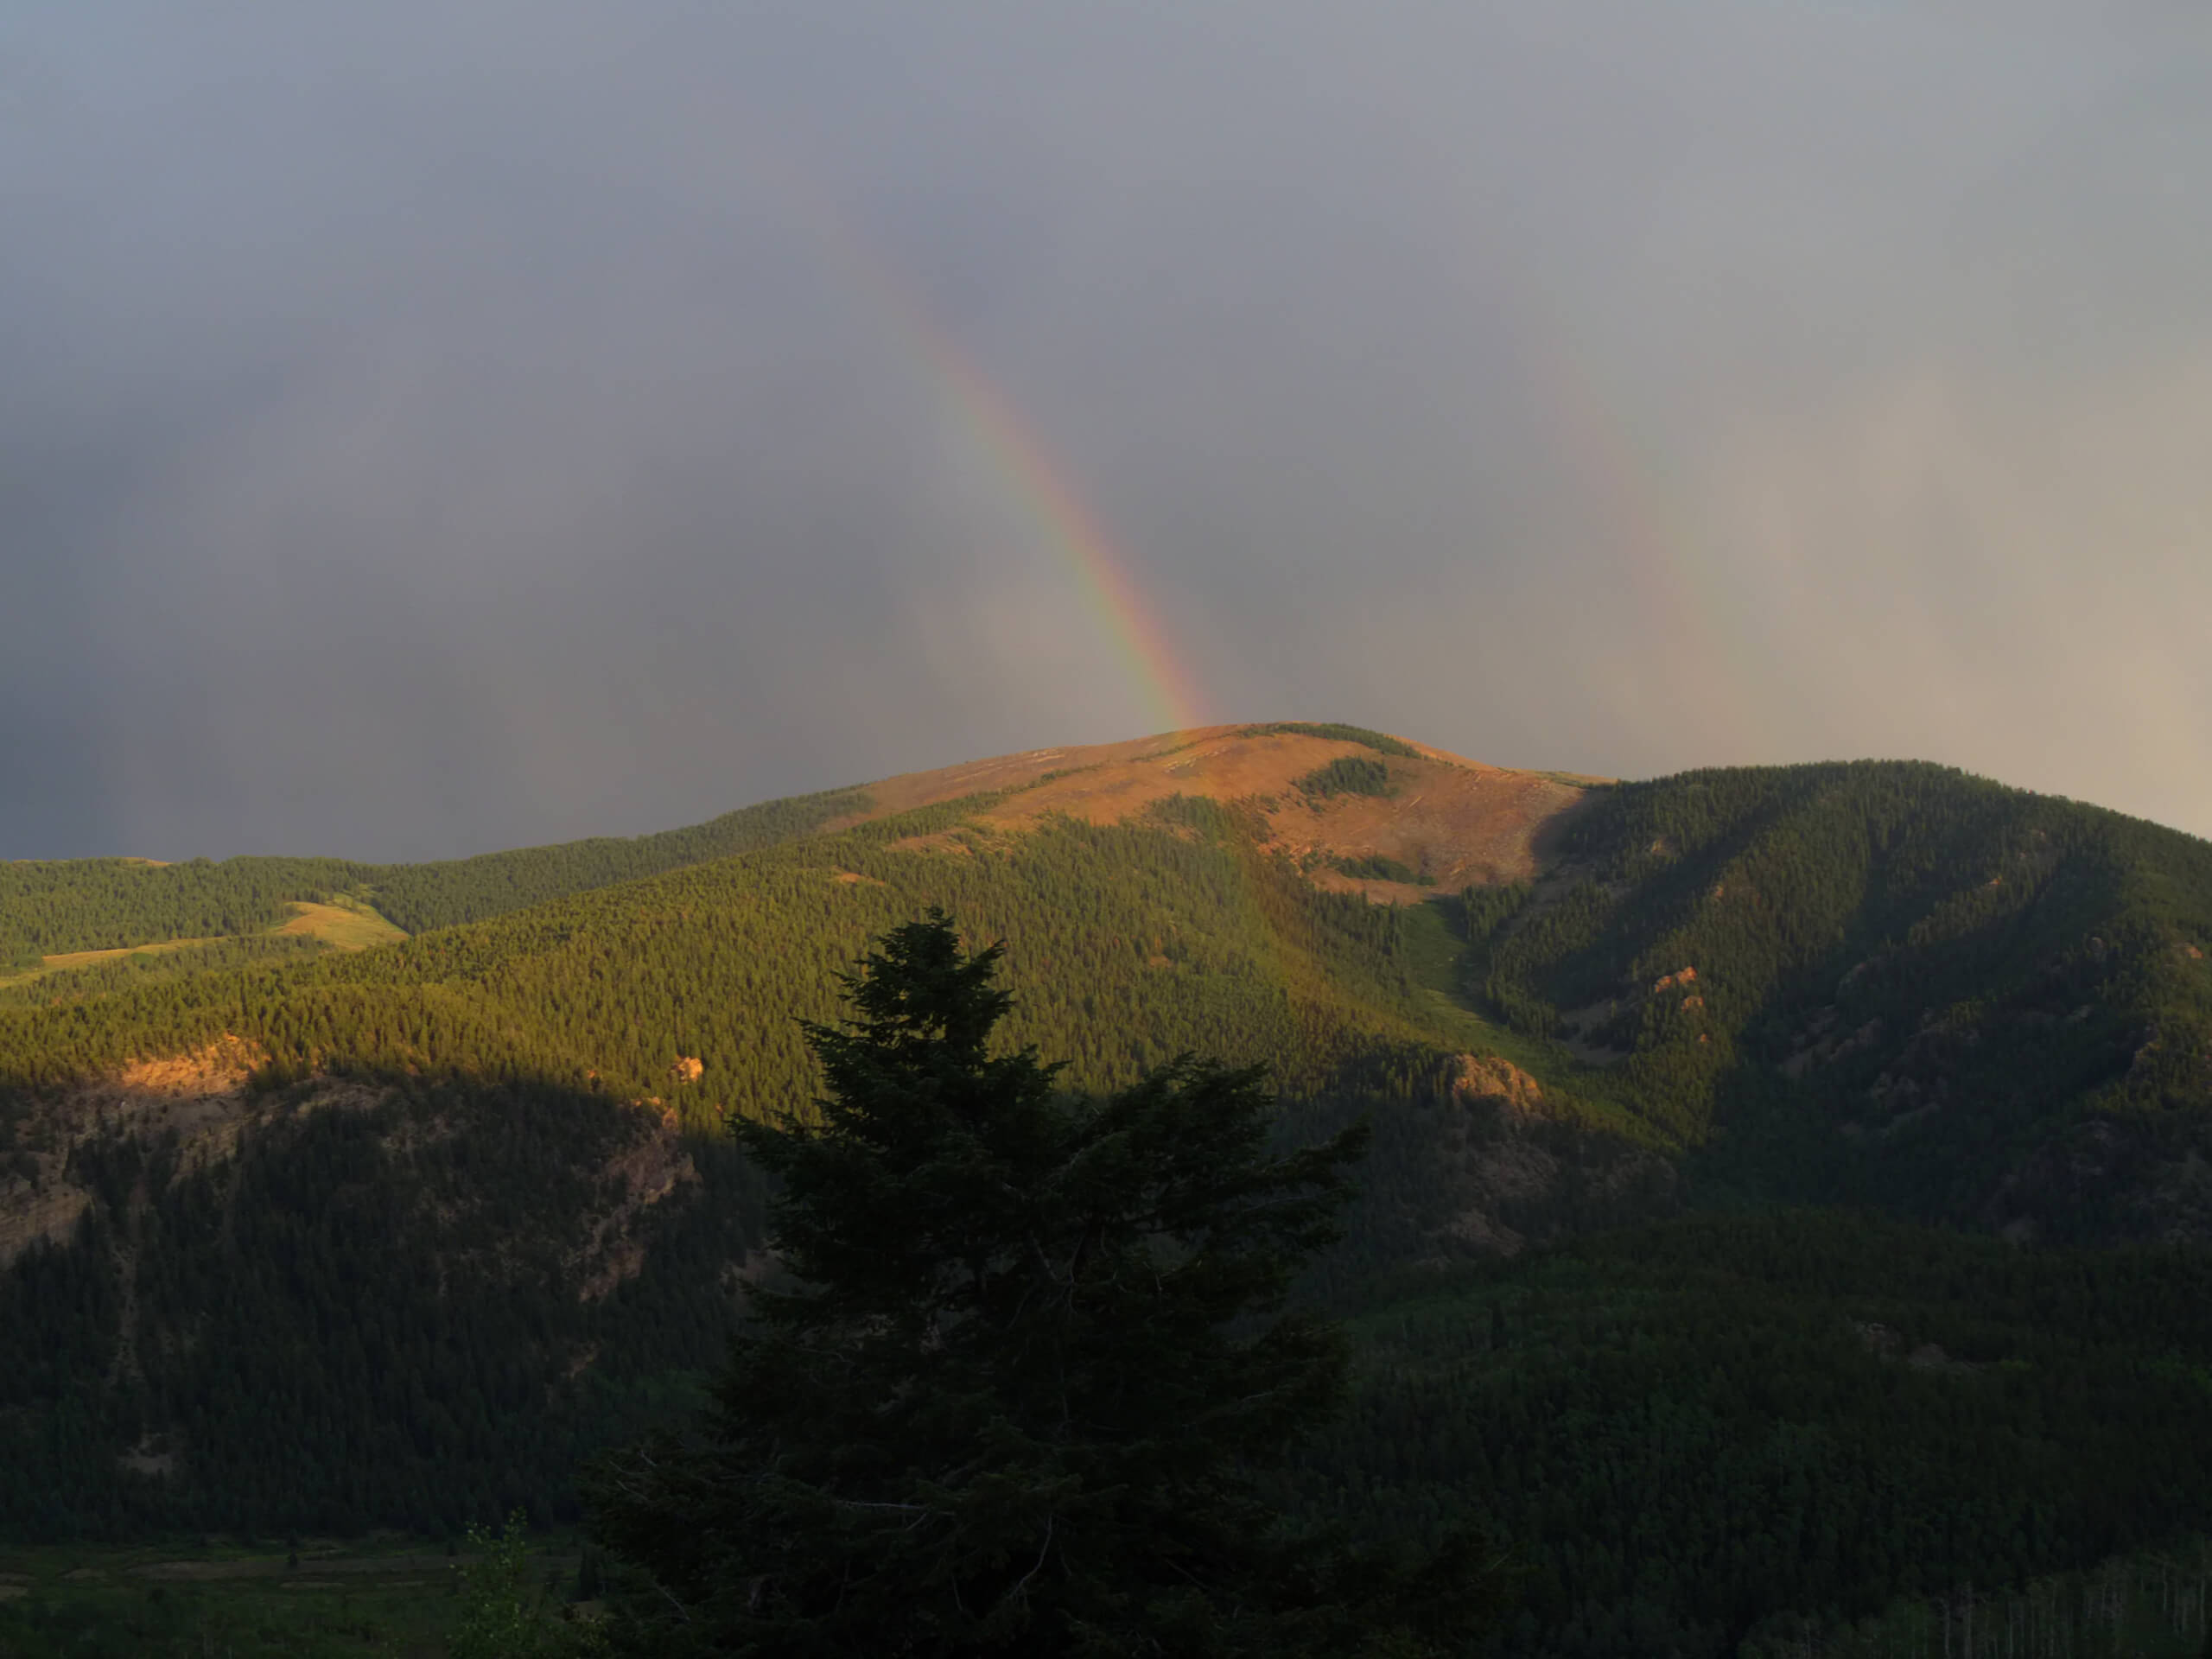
[
  {"x1": 0, "y1": 933, "x2": 221, "y2": 988},
  {"x1": 0, "y1": 896, "x2": 403, "y2": 990},
  {"x1": 274, "y1": 897, "x2": 407, "y2": 950}
]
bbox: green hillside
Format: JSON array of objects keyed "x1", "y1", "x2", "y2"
[
  {"x1": 1463, "y1": 761, "x2": 2212, "y2": 1239},
  {"x1": 0, "y1": 794, "x2": 1489, "y2": 1543},
  {"x1": 0, "y1": 795, "x2": 1457, "y2": 1104},
  {"x1": 4, "y1": 743, "x2": 2212, "y2": 1650},
  {"x1": 359, "y1": 783, "x2": 874, "y2": 933},
  {"x1": 0, "y1": 857, "x2": 359, "y2": 963},
  {"x1": 0, "y1": 783, "x2": 873, "y2": 964}
]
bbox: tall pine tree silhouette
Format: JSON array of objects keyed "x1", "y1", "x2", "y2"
[{"x1": 589, "y1": 909, "x2": 1502, "y2": 1656}]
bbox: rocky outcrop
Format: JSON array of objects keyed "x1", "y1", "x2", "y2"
[
  {"x1": 1451, "y1": 1053, "x2": 1548, "y2": 1120},
  {"x1": 573, "y1": 1127, "x2": 701, "y2": 1301},
  {"x1": 1, "y1": 1035, "x2": 277, "y2": 1267},
  {"x1": 1347, "y1": 1053, "x2": 1680, "y2": 1262}
]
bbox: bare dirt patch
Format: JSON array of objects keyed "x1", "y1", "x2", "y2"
[
  {"x1": 982, "y1": 728, "x2": 1417, "y2": 831},
  {"x1": 850, "y1": 727, "x2": 1595, "y2": 899},
  {"x1": 1268, "y1": 764, "x2": 1592, "y2": 891},
  {"x1": 117, "y1": 1033, "x2": 264, "y2": 1097},
  {"x1": 794, "y1": 725, "x2": 1605, "y2": 912},
  {"x1": 855, "y1": 731, "x2": 1221, "y2": 816}
]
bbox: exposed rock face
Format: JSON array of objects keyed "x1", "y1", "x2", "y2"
[
  {"x1": 2, "y1": 1039, "x2": 712, "y2": 1294},
  {"x1": 669, "y1": 1056, "x2": 704, "y2": 1084},
  {"x1": 0, "y1": 1041, "x2": 763, "y2": 1521},
  {"x1": 574, "y1": 1125, "x2": 701, "y2": 1301},
  {"x1": 1350, "y1": 1052, "x2": 1679, "y2": 1261},
  {"x1": 1452, "y1": 1053, "x2": 1548, "y2": 1120},
  {"x1": 1, "y1": 1034, "x2": 276, "y2": 1268}
]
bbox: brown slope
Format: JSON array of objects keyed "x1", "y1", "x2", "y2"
[{"x1": 843, "y1": 725, "x2": 1600, "y2": 897}]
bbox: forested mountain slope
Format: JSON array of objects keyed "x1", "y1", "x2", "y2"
[
  {"x1": 3, "y1": 728, "x2": 2212, "y2": 1647},
  {"x1": 6, "y1": 737, "x2": 2212, "y2": 1298},
  {"x1": 0, "y1": 722, "x2": 1584, "y2": 969},
  {"x1": 1, "y1": 778, "x2": 1618, "y2": 1540},
  {"x1": 1463, "y1": 761, "x2": 2212, "y2": 1242},
  {"x1": 0, "y1": 784, "x2": 874, "y2": 963},
  {"x1": 1290, "y1": 1210, "x2": 2212, "y2": 1657}
]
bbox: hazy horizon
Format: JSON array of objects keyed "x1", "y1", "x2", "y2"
[{"x1": 9, "y1": 1, "x2": 2212, "y2": 861}]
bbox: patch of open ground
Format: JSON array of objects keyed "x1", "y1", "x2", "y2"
[
  {"x1": 0, "y1": 933, "x2": 222, "y2": 987},
  {"x1": 852, "y1": 725, "x2": 1602, "y2": 895},
  {"x1": 849, "y1": 728, "x2": 1225, "y2": 817},
  {"x1": 275, "y1": 897, "x2": 407, "y2": 950},
  {"x1": 0, "y1": 897, "x2": 403, "y2": 991}
]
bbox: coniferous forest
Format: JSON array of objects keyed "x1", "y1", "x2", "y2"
[{"x1": 3, "y1": 740, "x2": 2211, "y2": 1654}]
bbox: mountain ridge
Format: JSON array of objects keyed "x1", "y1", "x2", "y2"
[
  {"x1": 0, "y1": 722, "x2": 1597, "y2": 968},
  {"x1": 4, "y1": 724, "x2": 2212, "y2": 1648},
  {"x1": 5, "y1": 726, "x2": 2208, "y2": 1249}
]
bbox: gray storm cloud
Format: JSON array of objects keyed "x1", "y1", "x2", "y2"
[{"x1": 4, "y1": 0, "x2": 2210, "y2": 858}]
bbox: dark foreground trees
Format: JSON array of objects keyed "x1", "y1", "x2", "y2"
[{"x1": 588, "y1": 910, "x2": 1502, "y2": 1656}]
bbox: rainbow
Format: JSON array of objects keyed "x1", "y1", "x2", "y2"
[{"x1": 784, "y1": 181, "x2": 1208, "y2": 738}]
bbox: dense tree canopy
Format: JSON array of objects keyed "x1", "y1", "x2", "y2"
[
  {"x1": 7, "y1": 757, "x2": 2212, "y2": 1651},
  {"x1": 588, "y1": 912, "x2": 1502, "y2": 1656},
  {"x1": 0, "y1": 785, "x2": 874, "y2": 960}
]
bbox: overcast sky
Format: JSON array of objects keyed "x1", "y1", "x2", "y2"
[{"x1": 6, "y1": 1, "x2": 2210, "y2": 860}]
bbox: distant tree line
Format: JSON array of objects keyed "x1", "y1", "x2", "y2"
[
  {"x1": 1242, "y1": 722, "x2": 1424, "y2": 759},
  {"x1": 0, "y1": 785, "x2": 874, "y2": 959},
  {"x1": 1296, "y1": 757, "x2": 1396, "y2": 802}
]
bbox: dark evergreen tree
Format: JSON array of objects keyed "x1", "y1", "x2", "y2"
[{"x1": 588, "y1": 911, "x2": 1500, "y2": 1656}]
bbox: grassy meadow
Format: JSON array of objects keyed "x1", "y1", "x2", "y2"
[{"x1": 0, "y1": 1535, "x2": 584, "y2": 1657}]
